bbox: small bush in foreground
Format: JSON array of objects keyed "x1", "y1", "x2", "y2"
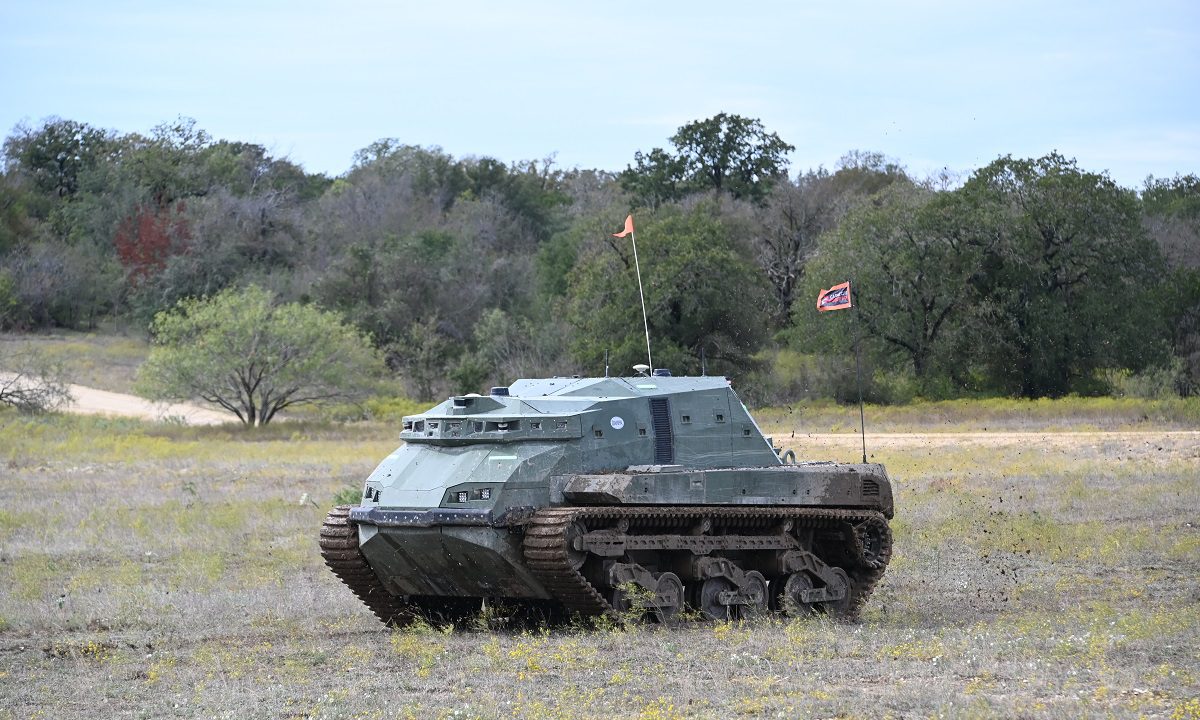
[{"x1": 0, "y1": 344, "x2": 72, "y2": 412}]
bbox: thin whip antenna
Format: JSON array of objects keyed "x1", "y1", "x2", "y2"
[
  {"x1": 853, "y1": 280, "x2": 867, "y2": 464},
  {"x1": 630, "y1": 229, "x2": 654, "y2": 373},
  {"x1": 855, "y1": 330, "x2": 867, "y2": 463}
]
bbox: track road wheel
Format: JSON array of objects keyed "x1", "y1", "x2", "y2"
[
  {"x1": 770, "y1": 572, "x2": 817, "y2": 617},
  {"x1": 651, "y1": 572, "x2": 684, "y2": 625},
  {"x1": 563, "y1": 521, "x2": 589, "y2": 571},
  {"x1": 691, "y1": 577, "x2": 734, "y2": 621},
  {"x1": 821, "y1": 567, "x2": 853, "y2": 617},
  {"x1": 737, "y1": 571, "x2": 769, "y2": 620}
]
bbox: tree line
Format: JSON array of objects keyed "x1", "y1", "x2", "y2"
[{"x1": 2, "y1": 114, "x2": 1197, "y2": 405}]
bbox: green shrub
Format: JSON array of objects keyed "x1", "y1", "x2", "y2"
[
  {"x1": 363, "y1": 396, "x2": 427, "y2": 422},
  {"x1": 742, "y1": 348, "x2": 892, "y2": 406},
  {"x1": 1105, "y1": 362, "x2": 1187, "y2": 400},
  {"x1": 333, "y1": 486, "x2": 363, "y2": 505},
  {"x1": 0, "y1": 269, "x2": 22, "y2": 330}
]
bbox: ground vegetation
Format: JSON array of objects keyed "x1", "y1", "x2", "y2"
[{"x1": 0, "y1": 402, "x2": 1196, "y2": 718}]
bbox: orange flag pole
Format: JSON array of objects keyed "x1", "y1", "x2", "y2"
[{"x1": 612, "y1": 215, "x2": 653, "y2": 373}]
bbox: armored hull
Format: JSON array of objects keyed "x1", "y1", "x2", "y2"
[{"x1": 320, "y1": 375, "x2": 894, "y2": 624}]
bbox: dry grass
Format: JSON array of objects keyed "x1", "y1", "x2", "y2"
[
  {"x1": 754, "y1": 396, "x2": 1200, "y2": 433},
  {"x1": 1, "y1": 405, "x2": 1198, "y2": 718},
  {"x1": 1, "y1": 329, "x2": 150, "y2": 395}
]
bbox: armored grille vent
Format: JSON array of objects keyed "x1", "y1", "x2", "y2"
[
  {"x1": 649, "y1": 398, "x2": 674, "y2": 464},
  {"x1": 862, "y1": 479, "x2": 880, "y2": 496}
]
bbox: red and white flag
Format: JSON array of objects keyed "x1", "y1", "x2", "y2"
[{"x1": 817, "y1": 281, "x2": 852, "y2": 312}]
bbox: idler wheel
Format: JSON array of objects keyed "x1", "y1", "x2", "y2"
[
  {"x1": 854, "y1": 515, "x2": 892, "y2": 569},
  {"x1": 563, "y1": 521, "x2": 589, "y2": 571},
  {"x1": 690, "y1": 577, "x2": 734, "y2": 621},
  {"x1": 821, "y1": 567, "x2": 853, "y2": 617},
  {"x1": 652, "y1": 572, "x2": 684, "y2": 624},
  {"x1": 770, "y1": 572, "x2": 816, "y2": 616},
  {"x1": 737, "y1": 571, "x2": 769, "y2": 619}
]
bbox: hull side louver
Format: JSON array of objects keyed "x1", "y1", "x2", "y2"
[{"x1": 649, "y1": 398, "x2": 674, "y2": 464}]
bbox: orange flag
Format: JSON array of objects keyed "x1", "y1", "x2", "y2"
[
  {"x1": 817, "y1": 281, "x2": 852, "y2": 312},
  {"x1": 612, "y1": 215, "x2": 634, "y2": 238}
]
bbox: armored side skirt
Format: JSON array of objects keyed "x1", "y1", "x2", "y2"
[{"x1": 559, "y1": 462, "x2": 894, "y2": 518}]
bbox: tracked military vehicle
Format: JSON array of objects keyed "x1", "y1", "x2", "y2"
[{"x1": 320, "y1": 371, "x2": 893, "y2": 625}]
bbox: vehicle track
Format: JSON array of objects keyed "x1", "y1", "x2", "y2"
[
  {"x1": 522, "y1": 505, "x2": 893, "y2": 621},
  {"x1": 324, "y1": 504, "x2": 892, "y2": 625}
]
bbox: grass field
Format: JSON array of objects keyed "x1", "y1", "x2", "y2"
[
  {"x1": 1, "y1": 408, "x2": 1197, "y2": 719},
  {"x1": 1, "y1": 329, "x2": 150, "y2": 396},
  {"x1": 2, "y1": 386, "x2": 1199, "y2": 717}
]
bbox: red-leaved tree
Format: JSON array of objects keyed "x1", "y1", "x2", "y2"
[{"x1": 114, "y1": 201, "x2": 191, "y2": 285}]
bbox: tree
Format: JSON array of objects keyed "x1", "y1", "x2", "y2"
[
  {"x1": 752, "y1": 153, "x2": 910, "y2": 327},
  {"x1": 392, "y1": 314, "x2": 452, "y2": 402},
  {"x1": 114, "y1": 201, "x2": 192, "y2": 285},
  {"x1": 621, "y1": 113, "x2": 794, "y2": 206},
  {"x1": 567, "y1": 206, "x2": 771, "y2": 378},
  {"x1": 828, "y1": 150, "x2": 908, "y2": 198},
  {"x1": 2, "y1": 118, "x2": 114, "y2": 200},
  {"x1": 670, "y1": 113, "x2": 794, "y2": 202},
  {"x1": 620, "y1": 148, "x2": 688, "y2": 209},
  {"x1": 452, "y1": 308, "x2": 573, "y2": 393},
  {"x1": 1143, "y1": 174, "x2": 1200, "y2": 395},
  {"x1": 795, "y1": 183, "x2": 986, "y2": 389},
  {"x1": 965, "y1": 154, "x2": 1166, "y2": 397},
  {"x1": 0, "y1": 239, "x2": 122, "y2": 329},
  {"x1": 200, "y1": 140, "x2": 329, "y2": 201},
  {"x1": 307, "y1": 142, "x2": 575, "y2": 399},
  {"x1": 124, "y1": 185, "x2": 307, "y2": 323},
  {"x1": 752, "y1": 169, "x2": 841, "y2": 326},
  {"x1": 133, "y1": 117, "x2": 214, "y2": 205},
  {"x1": 137, "y1": 286, "x2": 383, "y2": 425},
  {"x1": 0, "y1": 171, "x2": 38, "y2": 255},
  {"x1": 1143, "y1": 174, "x2": 1200, "y2": 273},
  {"x1": 351, "y1": 141, "x2": 469, "y2": 213}
]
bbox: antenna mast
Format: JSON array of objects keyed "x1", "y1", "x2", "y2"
[
  {"x1": 817, "y1": 278, "x2": 867, "y2": 463},
  {"x1": 854, "y1": 328, "x2": 867, "y2": 464},
  {"x1": 613, "y1": 215, "x2": 653, "y2": 373},
  {"x1": 631, "y1": 229, "x2": 653, "y2": 374}
]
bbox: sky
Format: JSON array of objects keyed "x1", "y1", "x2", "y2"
[{"x1": 2, "y1": 0, "x2": 1198, "y2": 188}]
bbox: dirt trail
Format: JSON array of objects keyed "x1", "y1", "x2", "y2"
[
  {"x1": 2, "y1": 372, "x2": 231, "y2": 425},
  {"x1": 61, "y1": 382, "x2": 232, "y2": 425}
]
